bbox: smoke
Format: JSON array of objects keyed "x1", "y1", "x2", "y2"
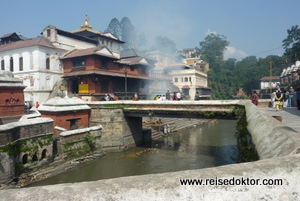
[{"x1": 129, "y1": 2, "x2": 194, "y2": 52}]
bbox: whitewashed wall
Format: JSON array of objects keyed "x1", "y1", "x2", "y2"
[{"x1": 0, "y1": 45, "x2": 64, "y2": 105}]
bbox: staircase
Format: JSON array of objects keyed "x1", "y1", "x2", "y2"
[
  {"x1": 47, "y1": 78, "x2": 64, "y2": 100},
  {"x1": 143, "y1": 117, "x2": 210, "y2": 140}
]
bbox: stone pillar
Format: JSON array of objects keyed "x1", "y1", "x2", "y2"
[
  {"x1": 89, "y1": 107, "x2": 143, "y2": 152},
  {"x1": 123, "y1": 116, "x2": 143, "y2": 149}
]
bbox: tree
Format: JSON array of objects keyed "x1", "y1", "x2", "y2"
[
  {"x1": 105, "y1": 18, "x2": 121, "y2": 38},
  {"x1": 195, "y1": 33, "x2": 230, "y2": 99},
  {"x1": 195, "y1": 33, "x2": 230, "y2": 66},
  {"x1": 120, "y1": 17, "x2": 136, "y2": 49},
  {"x1": 151, "y1": 36, "x2": 177, "y2": 55},
  {"x1": 282, "y1": 25, "x2": 300, "y2": 63}
]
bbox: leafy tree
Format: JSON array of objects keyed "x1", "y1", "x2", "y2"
[
  {"x1": 120, "y1": 17, "x2": 136, "y2": 49},
  {"x1": 282, "y1": 25, "x2": 300, "y2": 63},
  {"x1": 195, "y1": 33, "x2": 230, "y2": 66},
  {"x1": 260, "y1": 55, "x2": 287, "y2": 76},
  {"x1": 105, "y1": 18, "x2": 121, "y2": 38},
  {"x1": 151, "y1": 36, "x2": 177, "y2": 55},
  {"x1": 195, "y1": 33, "x2": 231, "y2": 99}
]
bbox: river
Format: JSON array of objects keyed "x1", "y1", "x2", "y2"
[{"x1": 29, "y1": 119, "x2": 237, "y2": 187}]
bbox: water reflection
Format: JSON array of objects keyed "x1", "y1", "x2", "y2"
[{"x1": 29, "y1": 119, "x2": 237, "y2": 187}]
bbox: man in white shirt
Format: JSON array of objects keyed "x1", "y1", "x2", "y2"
[{"x1": 176, "y1": 92, "x2": 181, "y2": 100}]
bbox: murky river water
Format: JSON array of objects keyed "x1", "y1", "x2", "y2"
[{"x1": 30, "y1": 119, "x2": 237, "y2": 187}]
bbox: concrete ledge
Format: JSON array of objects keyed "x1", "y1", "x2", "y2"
[
  {"x1": 60, "y1": 126, "x2": 102, "y2": 137},
  {"x1": 1, "y1": 154, "x2": 299, "y2": 200},
  {"x1": 242, "y1": 100, "x2": 300, "y2": 159},
  {"x1": 0, "y1": 117, "x2": 53, "y2": 131}
]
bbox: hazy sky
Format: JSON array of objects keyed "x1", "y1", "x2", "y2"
[{"x1": 1, "y1": 0, "x2": 299, "y2": 60}]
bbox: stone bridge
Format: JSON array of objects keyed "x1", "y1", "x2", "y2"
[
  {"x1": 1, "y1": 99, "x2": 300, "y2": 200},
  {"x1": 87, "y1": 99, "x2": 269, "y2": 152},
  {"x1": 92, "y1": 100, "x2": 240, "y2": 118}
]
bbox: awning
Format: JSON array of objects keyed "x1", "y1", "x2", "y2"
[{"x1": 182, "y1": 85, "x2": 190, "y2": 89}]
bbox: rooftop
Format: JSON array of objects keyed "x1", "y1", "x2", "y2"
[{"x1": 0, "y1": 37, "x2": 56, "y2": 52}]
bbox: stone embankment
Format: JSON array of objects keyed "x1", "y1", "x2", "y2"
[
  {"x1": 0, "y1": 152, "x2": 105, "y2": 189},
  {"x1": 1, "y1": 117, "x2": 209, "y2": 189}
]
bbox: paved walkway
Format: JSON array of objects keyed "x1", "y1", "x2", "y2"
[{"x1": 259, "y1": 106, "x2": 300, "y2": 133}]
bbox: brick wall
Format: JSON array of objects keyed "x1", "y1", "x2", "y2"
[
  {"x1": 41, "y1": 110, "x2": 90, "y2": 137},
  {"x1": 0, "y1": 87, "x2": 25, "y2": 117}
]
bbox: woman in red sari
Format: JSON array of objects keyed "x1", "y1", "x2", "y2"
[{"x1": 251, "y1": 91, "x2": 258, "y2": 106}]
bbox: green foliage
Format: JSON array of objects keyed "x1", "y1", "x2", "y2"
[
  {"x1": 106, "y1": 16, "x2": 147, "y2": 50},
  {"x1": 120, "y1": 17, "x2": 136, "y2": 50},
  {"x1": 194, "y1": 29, "x2": 291, "y2": 99},
  {"x1": 206, "y1": 54, "x2": 287, "y2": 99},
  {"x1": 282, "y1": 25, "x2": 300, "y2": 63},
  {"x1": 195, "y1": 33, "x2": 229, "y2": 64},
  {"x1": 0, "y1": 135, "x2": 53, "y2": 157},
  {"x1": 84, "y1": 134, "x2": 96, "y2": 152},
  {"x1": 105, "y1": 18, "x2": 121, "y2": 38},
  {"x1": 234, "y1": 107, "x2": 259, "y2": 162},
  {"x1": 63, "y1": 133, "x2": 100, "y2": 159}
]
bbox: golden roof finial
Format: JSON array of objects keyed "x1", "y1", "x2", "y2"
[
  {"x1": 71, "y1": 14, "x2": 100, "y2": 34},
  {"x1": 81, "y1": 14, "x2": 92, "y2": 29}
]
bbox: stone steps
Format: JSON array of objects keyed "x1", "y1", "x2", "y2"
[{"x1": 144, "y1": 117, "x2": 210, "y2": 140}]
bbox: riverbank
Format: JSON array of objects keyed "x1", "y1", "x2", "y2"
[{"x1": 0, "y1": 117, "x2": 211, "y2": 189}]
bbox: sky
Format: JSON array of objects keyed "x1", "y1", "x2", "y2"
[{"x1": 0, "y1": 0, "x2": 299, "y2": 60}]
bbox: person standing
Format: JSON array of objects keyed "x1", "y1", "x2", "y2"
[
  {"x1": 166, "y1": 89, "x2": 170, "y2": 100},
  {"x1": 275, "y1": 90, "x2": 283, "y2": 111},
  {"x1": 288, "y1": 86, "x2": 295, "y2": 107},
  {"x1": 35, "y1": 101, "x2": 40, "y2": 108},
  {"x1": 194, "y1": 92, "x2": 200, "y2": 101},
  {"x1": 24, "y1": 101, "x2": 30, "y2": 114},
  {"x1": 251, "y1": 91, "x2": 259, "y2": 106},
  {"x1": 134, "y1": 93, "x2": 138, "y2": 100},
  {"x1": 172, "y1": 92, "x2": 178, "y2": 100},
  {"x1": 104, "y1": 94, "x2": 110, "y2": 101},
  {"x1": 296, "y1": 88, "x2": 300, "y2": 110},
  {"x1": 271, "y1": 90, "x2": 276, "y2": 109},
  {"x1": 176, "y1": 91, "x2": 181, "y2": 101},
  {"x1": 282, "y1": 90, "x2": 288, "y2": 108}
]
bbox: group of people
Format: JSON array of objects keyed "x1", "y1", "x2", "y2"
[
  {"x1": 104, "y1": 93, "x2": 119, "y2": 101},
  {"x1": 270, "y1": 86, "x2": 299, "y2": 111},
  {"x1": 252, "y1": 86, "x2": 300, "y2": 111},
  {"x1": 154, "y1": 90, "x2": 182, "y2": 101},
  {"x1": 101, "y1": 90, "x2": 203, "y2": 101}
]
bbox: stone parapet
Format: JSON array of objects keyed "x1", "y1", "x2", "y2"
[
  {"x1": 1, "y1": 154, "x2": 299, "y2": 200},
  {"x1": 243, "y1": 100, "x2": 300, "y2": 159},
  {"x1": 58, "y1": 126, "x2": 102, "y2": 158},
  {"x1": 0, "y1": 118, "x2": 53, "y2": 146}
]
